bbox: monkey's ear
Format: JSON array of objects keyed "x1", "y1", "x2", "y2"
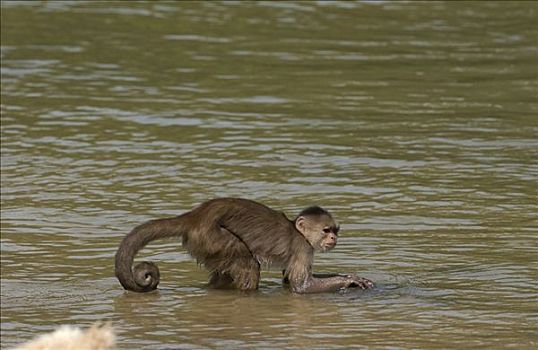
[{"x1": 295, "y1": 216, "x2": 306, "y2": 234}]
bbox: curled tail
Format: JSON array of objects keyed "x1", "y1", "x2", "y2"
[{"x1": 115, "y1": 215, "x2": 189, "y2": 292}]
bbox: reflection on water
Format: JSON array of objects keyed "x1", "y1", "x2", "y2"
[{"x1": 1, "y1": 1, "x2": 537, "y2": 349}]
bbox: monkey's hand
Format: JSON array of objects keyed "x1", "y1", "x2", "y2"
[{"x1": 344, "y1": 275, "x2": 374, "y2": 289}]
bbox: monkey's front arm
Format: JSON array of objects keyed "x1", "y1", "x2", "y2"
[{"x1": 288, "y1": 273, "x2": 374, "y2": 293}]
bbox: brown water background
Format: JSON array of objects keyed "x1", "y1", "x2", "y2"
[{"x1": 1, "y1": 1, "x2": 537, "y2": 349}]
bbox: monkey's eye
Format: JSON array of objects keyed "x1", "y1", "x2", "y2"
[{"x1": 322, "y1": 228, "x2": 332, "y2": 234}]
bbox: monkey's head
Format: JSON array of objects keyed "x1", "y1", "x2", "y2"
[{"x1": 295, "y1": 206, "x2": 340, "y2": 252}]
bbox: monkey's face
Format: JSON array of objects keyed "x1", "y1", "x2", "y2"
[
  {"x1": 296, "y1": 215, "x2": 340, "y2": 252},
  {"x1": 319, "y1": 225, "x2": 339, "y2": 252}
]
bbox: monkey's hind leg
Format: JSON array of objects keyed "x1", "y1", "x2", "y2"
[
  {"x1": 207, "y1": 226, "x2": 260, "y2": 291},
  {"x1": 208, "y1": 260, "x2": 260, "y2": 291},
  {"x1": 228, "y1": 257, "x2": 260, "y2": 291}
]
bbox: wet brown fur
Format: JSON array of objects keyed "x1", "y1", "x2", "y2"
[{"x1": 115, "y1": 198, "x2": 372, "y2": 293}]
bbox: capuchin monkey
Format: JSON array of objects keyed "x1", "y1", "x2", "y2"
[{"x1": 115, "y1": 198, "x2": 374, "y2": 294}]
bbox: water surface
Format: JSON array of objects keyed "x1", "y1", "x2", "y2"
[{"x1": 1, "y1": 1, "x2": 537, "y2": 349}]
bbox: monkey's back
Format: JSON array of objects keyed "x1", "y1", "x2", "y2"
[{"x1": 186, "y1": 198, "x2": 310, "y2": 268}]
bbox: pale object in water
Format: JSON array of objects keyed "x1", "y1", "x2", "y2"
[{"x1": 12, "y1": 323, "x2": 115, "y2": 350}]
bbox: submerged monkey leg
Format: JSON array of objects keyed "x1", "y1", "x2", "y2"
[{"x1": 208, "y1": 271, "x2": 234, "y2": 289}]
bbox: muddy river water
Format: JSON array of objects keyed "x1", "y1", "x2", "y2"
[{"x1": 1, "y1": 1, "x2": 537, "y2": 349}]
